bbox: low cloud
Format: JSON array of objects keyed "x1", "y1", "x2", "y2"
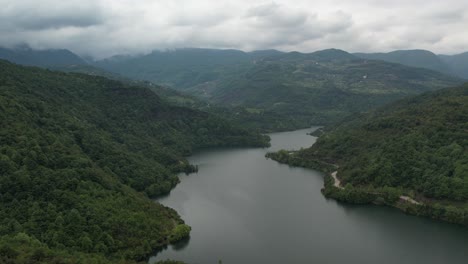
[
  {"x1": 0, "y1": 0, "x2": 467, "y2": 58},
  {"x1": 246, "y1": 2, "x2": 309, "y2": 28},
  {"x1": 0, "y1": 0, "x2": 104, "y2": 30}
]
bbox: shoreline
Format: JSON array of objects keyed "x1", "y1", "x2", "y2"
[
  {"x1": 266, "y1": 151, "x2": 467, "y2": 226},
  {"x1": 330, "y1": 170, "x2": 420, "y2": 205}
]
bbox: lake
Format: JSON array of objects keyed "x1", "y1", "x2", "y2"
[{"x1": 150, "y1": 128, "x2": 468, "y2": 264}]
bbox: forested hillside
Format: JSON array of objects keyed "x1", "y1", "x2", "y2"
[
  {"x1": 2, "y1": 47, "x2": 463, "y2": 132},
  {"x1": 0, "y1": 60, "x2": 269, "y2": 263},
  {"x1": 96, "y1": 48, "x2": 462, "y2": 128},
  {"x1": 0, "y1": 46, "x2": 87, "y2": 67},
  {"x1": 95, "y1": 48, "x2": 282, "y2": 90},
  {"x1": 440, "y1": 52, "x2": 468, "y2": 79},
  {"x1": 354, "y1": 50, "x2": 454, "y2": 76},
  {"x1": 268, "y1": 84, "x2": 468, "y2": 224},
  {"x1": 195, "y1": 49, "x2": 461, "y2": 125},
  {"x1": 52, "y1": 62, "x2": 303, "y2": 132},
  {"x1": 355, "y1": 50, "x2": 468, "y2": 80}
]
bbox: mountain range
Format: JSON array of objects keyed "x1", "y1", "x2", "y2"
[
  {"x1": 95, "y1": 48, "x2": 462, "y2": 126},
  {"x1": 354, "y1": 49, "x2": 468, "y2": 79},
  {"x1": 2, "y1": 46, "x2": 468, "y2": 80},
  {"x1": 1, "y1": 46, "x2": 464, "y2": 131},
  {"x1": 0, "y1": 45, "x2": 467, "y2": 262},
  {"x1": 0, "y1": 45, "x2": 87, "y2": 67}
]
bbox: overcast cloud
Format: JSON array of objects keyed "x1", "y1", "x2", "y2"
[{"x1": 1, "y1": 0, "x2": 467, "y2": 58}]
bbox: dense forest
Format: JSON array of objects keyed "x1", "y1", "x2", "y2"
[
  {"x1": 354, "y1": 50, "x2": 454, "y2": 76},
  {"x1": 50, "y1": 63, "x2": 305, "y2": 132},
  {"x1": 355, "y1": 49, "x2": 468, "y2": 79},
  {"x1": 0, "y1": 45, "x2": 87, "y2": 68},
  {"x1": 1, "y1": 47, "x2": 463, "y2": 132},
  {"x1": 268, "y1": 84, "x2": 468, "y2": 224},
  {"x1": 96, "y1": 48, "x2": 462, "y2": 128},
  {"x1": 0, "y1": 60, "x2": 269, "y2": 263}
]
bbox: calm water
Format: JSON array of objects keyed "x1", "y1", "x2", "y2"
[{"x1": 150, "y1": 128, "x2": 468, "y2": 264}]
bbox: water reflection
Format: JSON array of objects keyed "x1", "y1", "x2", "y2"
[{"x1": 149, "y1": 128, "x2": 468, "y2": 264}]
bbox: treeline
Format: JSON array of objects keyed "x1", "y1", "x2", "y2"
[
  {"x1": 56, "y1": 64, "x2": 315, "y2": 133},
  {"x1": 322, "y1": 176, "x2": 468, "y2": 225},
  {"x1": 265, "y1": 150, "x2": 336, "y2": 173},
  {"x1": 267, "y1": 85, "x2": 468, "y2": 225},
  {"x1": 0, "y1": 60, "x2": 269, "y2": 262},
  {"x1": 308, "y1": 85, "x2": 468, "y2": 201}
]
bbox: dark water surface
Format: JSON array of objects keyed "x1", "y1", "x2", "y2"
[{"x1": 150, "y1": 128, "x2": 468, "y2": 264}]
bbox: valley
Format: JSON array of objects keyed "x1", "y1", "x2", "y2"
[{"x1": 0, "y1": 46, "x2": 466, "y2": 263}]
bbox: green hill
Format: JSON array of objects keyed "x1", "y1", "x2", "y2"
[
  {"x1": 4, "y1": 47, "x2": 462, "y2": 132},
  {"x1": 354, "y1": 50, "x2": 454, "y2": 76},
  {"x1": 268, "y1": 84, "x2": 468, "y2": 225},
  {"x1": 96, "y1": 48, "x2": 462, "y2": 129},
  {"x1": 354, "y1": 49, "x2": 468, "y2": 80},
  {"x1": 49, "y1": 63, "x2": 299, "y2": 132},
  {"x1": 0, "y1": 45, "x2": 87, "y2": 67},
  {"x1": 0, "y1": 60, "x2": 268, "y2": 263},
  {"x1": 439, "y1": 52, "x2": 468, "y2": 79},
  {"x1": 195, "y1": 50, "x2": 461, "y2": 125},
  {"x1": 94, "y1": 48, "x2": 279, "y2": 90}
]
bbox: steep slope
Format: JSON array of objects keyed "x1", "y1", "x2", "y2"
[
  {"x1": 97, "y1": 48, "x2": 462, "y2": 128},
  {"x1": 0, "y1": 60, "x2": 268, "y2": 263},
  {"x1": 49, "y1": 63, "x2": 299, "y2": 132},
  {"x1": 439, "y1": 52, "x2": 468, "y2": 79},
  {"x1": 194, "y1": 50, "x2": 461, "y2": 125},
  {"x1": 268, "y1": 84, "x2": 468, "y2": 224},
  {"x1": 95, "y1": 48, "x2": 281, "y2": 90},
  {"x1": 0, "y1": 45, "x2": 87, "y2": 67},
  {"x1": 354, "y1": 50, "x2": 454, "y2": 76}
]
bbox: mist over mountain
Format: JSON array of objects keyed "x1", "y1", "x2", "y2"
[
  {"x1": 354, "y1": 50, "x2": 454, "y2": 76},
  {"x1": 0, "y1": 45, "x2": 87, "y2": 67},
  {"x1": 439, "y1": 52, "x2": 468, "y2": 79},
  {"x1": 355, "y1": 49, "x2": 468, "y2": 79},
  {"x1": 92, "y1": 47, "x2": 462, "y2": 127}
]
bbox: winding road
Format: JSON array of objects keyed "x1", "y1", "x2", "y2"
[{"x1": 330, "y1": 171, "x2": 420, "y2": 205}]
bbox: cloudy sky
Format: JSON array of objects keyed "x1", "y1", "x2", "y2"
[{"x1": 1, "y1": 0, "x2": 468, "y2": 58}]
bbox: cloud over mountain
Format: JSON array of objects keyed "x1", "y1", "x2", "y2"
[{"x1": 1, "y1": 0, "x2": 467, "y2": 58}]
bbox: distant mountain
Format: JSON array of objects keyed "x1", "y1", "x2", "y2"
[
  {"x1": 95, "y1": 48, "x2": 282, "y2": 89},
  {"x1": 201, "y1": 50, "x2": 460, "y2": 124},
  {"x1": 0, "y1": 45, "x2": 87, "y2": 67},
  {"x1": 267, "y1": 84, "x2": 468, "y2": 225},
  {"x1": 354, "y1": 49, "x2": 454, "y2": 76},
  {"x1": 439, "y1": 52, "x2": 468, "y2": 79},
  {"x1": 96, "y1": 48, "x2": 462, "y2": 127},
  {"x1": 187, "y1": 49, "x2": 461, "y2": 125}
]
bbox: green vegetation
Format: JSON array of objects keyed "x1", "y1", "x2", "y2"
[
  {"x1": 355, "y1": 49, "x2": 468, "y2": 80},
  {"x1": 155, "y1": 260, "x2": 186, "y2": 264},
  {"x1": 95, "y1": 48, "x2": 281, "y2": 90},
  {"x1": 200, "y1": 50, "x2": 461, "y2": 125},
  {"x1": 3, "y1": 47, "x2": 462, "y2": 132},
  {"x1": 268, "y1": 84, "x2": 468, "y2": 225},
  {"x1": 354, "y1": 50, "x2": 454, "y2": 76},
  {"x1": 52, "y1": 61, "x2": 303, "y2": 132},
  {"x1": 97, "y1": 48, "x2": 462, "y2": 130},
  {"x1": 265, "y1": 150, "x2": 336, "y2": 173},
  {"x1": 0, "y1": 45, "x2": 87, "y2": 67},
  {"x1": 0, "y1": 60, "x2": 269, "y2": 262},
  {"x1": 440, "y1": 52, "x2": 468, "y2": 79},
  {"x1": 168, "y1": 225, "x2": 191, "y2": 243}
]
